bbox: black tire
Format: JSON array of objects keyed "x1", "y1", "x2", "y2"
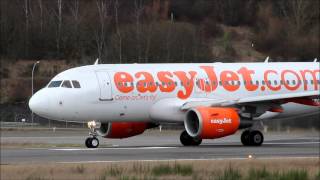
[
  {"x1": 85, "y1": 137, "x2": 99, "y2": 148},
  {"x1": 191, "y1": 138, "x2": 202, "y2": 146},
  {"x1": 241, "y1": 130, "x2": 251, "y2": 146},
  {"x1": 250, "y1": 131, "x2": 264, "y2": 146},
  {"x1": 180, "y1": 131, "x2": 202, "y2": 146},
  {"x1": 85, "y1": 137, "x2": 92, "y2": 148}
]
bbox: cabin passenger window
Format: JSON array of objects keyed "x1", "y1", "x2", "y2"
[
  {"x1": 292, "y1": 80, "x2": 296, "y2": 85},
  {"x1": 280, "y1": 80, "x2": 284, "y2": 85},
  {"x1": 311, "y1": 80, "x2": 314, "y2": 84},
  {"x1": 62, "y1": 80, "x2": 72, "y2": 88},
  {"x1": 72, "y1": 80, "x2": 81, "y2": 88},
  {"x1": 256, "y1": 80, "x2": 259, "y2": 85},
  {"x1": 48, "y1": 81, "x2": 62, "y2": 88},
  {"x1": 274, "y1": 80, "x2": 278, "y2": 85}
]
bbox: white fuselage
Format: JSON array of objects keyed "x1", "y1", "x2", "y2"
[{"x1": 29, "y1": 62, "x2": 320, "y2": 123}]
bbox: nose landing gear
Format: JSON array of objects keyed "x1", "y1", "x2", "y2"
[
  {"x1": 85, "y1": 137, "x2": 99, "y2": 148},
  {"x1": 85, "y1": 120, "x2": 100, "y2": 148}
]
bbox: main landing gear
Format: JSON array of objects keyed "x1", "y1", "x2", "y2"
[
  {"x1": 241, "y1": 130, "x2": 264, "y2": 146},
  {"x1": 85, "y1": 120, "x2": 100, "y2": 148},
  {"x1": 180, "y1": 130, "x2": 202, "y2": 146}
]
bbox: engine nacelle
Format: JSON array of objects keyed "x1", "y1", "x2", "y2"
[
  {"x1": 96, "y1": 122, "x2": 155, "y2": 139},
  {"x1": 184, "y1": 107, "x2": 240, "y2": 139}
]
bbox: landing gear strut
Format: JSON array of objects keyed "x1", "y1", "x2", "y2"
[
  {"x1": 85, "y1": 121, "x2": 100, "y2": 148},
  {"x1": 180, "y1": 130, "x2": 202, "y2": 146},
  {"x1": 241, "y1": 130, "x2": 264, "y2": 146}
]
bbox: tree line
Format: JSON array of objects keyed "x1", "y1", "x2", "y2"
[{"x1": 0, "y1": 0, "x2": 319, "y2": 63}]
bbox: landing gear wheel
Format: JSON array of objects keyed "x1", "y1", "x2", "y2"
[
  {"x1": 85, "y1": 137, "x2": 99, "y2": 148},
  {"x1": 180, "y1": 130, "x2": 202, "y2": 146},
  {"x1": 250, "y1": 130, "x2": 263, "y2": 146},
  {"x1": 241, "y1": 130, "x2": 264, "y2": 146},
  {"x1": 85, "y1": 137, "x2": 92, "y2": 148},
  {"x1": 241, "y1": 130, "x2": 251, "y2": 146}
]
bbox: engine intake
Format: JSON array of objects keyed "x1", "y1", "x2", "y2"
[
  {"x1": 185, "y1": 107, "x2": 240, "y2": 139},
  {"x1": 96, "y1": 122, "x2": 157, "y2": 138}
]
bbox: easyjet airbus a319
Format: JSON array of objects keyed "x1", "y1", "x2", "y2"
[{"x1": 29, "y1": 60, "x2": 320, "y2": 148}]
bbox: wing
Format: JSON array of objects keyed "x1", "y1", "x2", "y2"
[
  {"x1": 181, "y1": 90, "x2": 320, "y2": 110},
  {"x1": 149, "y1": 90, "x2": 319, "y2": 123}
]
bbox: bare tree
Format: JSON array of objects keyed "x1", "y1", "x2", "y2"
[
  {"x1": 55, "y1": 0, "x2": 63, "y2": 56},
  {"x1": 38, "y1": 0, "x2": 43, "y2": 33},
  {"x1": 69, "y1": 0, "x2": 80, "y2": 56},
  {"x1": 134, "y1": 0, "x2": 144, "y2": 62},
  {"x1": 144, "y1": 22, "x2": 153, "y2": 63},
  {"x1": 69, "y1": 0, "x2": 80, "y2": 32},
  {"x1": 24, "y1": 0, "x2": 30, "y2": 57},
  {"x1": 114, "y1": 0, "x2": 122, "y2": 63},
  {"x1": 95, "y1": 0, "x2": 109, "y2": 60},
  {"x1": 166, "y1": 13, "x2": 174, "y2": 62},
  {"x1": 280, "y1": 0, "x2": 313, "y2": 34}
]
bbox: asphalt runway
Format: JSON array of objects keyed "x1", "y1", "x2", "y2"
[{"x1": 1, "y1": 130, "x2": 319, "y2": 164}]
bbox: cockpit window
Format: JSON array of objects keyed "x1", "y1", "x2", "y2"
[
  {"x1": 72, "y1": 80, "x2": 81, "y2": 88},
  {"x1": 61, "y1": 80, "x2": 72, "y2": 88},
  {"x1": 48, "y1": 81, "x2": 62, "y2": 88}
]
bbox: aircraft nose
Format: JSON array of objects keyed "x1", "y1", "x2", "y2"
[{"x1": 29, "y1": 91, "x2": 48, "y2": 115}]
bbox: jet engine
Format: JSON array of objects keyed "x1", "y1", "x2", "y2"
[
  {"x1": 184, "y1": 107, "x2": 240, "y2": 139},
  {"x1": 96, "y1": 122, "x2": 157, "y2": 138}
]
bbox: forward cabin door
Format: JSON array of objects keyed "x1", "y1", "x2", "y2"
[{"x1": 95, "y1": 71, "x2": 113, "y2": 101}]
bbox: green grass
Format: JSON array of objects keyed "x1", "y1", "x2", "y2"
[
  {"x1": 218, "y1": 165, "x2": 242, "y2": 180},
  {"x1": 1, "y1": 159, "x2": 318, "y2": 180},
  {"x1": 151, "y1": 163, "x2": 193, "y2": 176},
  {"x1": 247, "y1": 167, "x2": 271, "y2": 180},
  {"x1": 246, "y1": 168, "x2": 308, "y2": 180},
  {"x1": 275, "y1": 169, "x2": 308, "y2": 180},
  {"x1": 72, "y1": 164, "x2": 85, "y2": 174},
  {"x1": 25, "y1": 174, "x2": 47, "y2": 180},
  {"x1": 315, "y1": 171, "x2": 320, "y2": 180},
  {"x1": 108, "y1": 165, "x2": 123, "y2": 177}
]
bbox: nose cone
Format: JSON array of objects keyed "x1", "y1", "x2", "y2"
[{"x1": 29, "y1": 90, "x2": 49, "y2": 116}]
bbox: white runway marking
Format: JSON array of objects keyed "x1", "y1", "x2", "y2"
[
  {"x1": 59, "y1": 156, "x2": 319, "y2": 164},
  {"x1": 49, "y1": 146, "x2": 177, "y2": 151},
  {"x1": 264, "y1": 142, "x2": 320, "y2": 145}
]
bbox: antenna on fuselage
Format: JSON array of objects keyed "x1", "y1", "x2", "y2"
[
  {"x1": 314, "y1": 58, "x2": 318, "y2": 62},
  {"x1": 264, "y1": 56, "x2": 269, "y2": 63},
  {"x1": 94, "y1": 58, "x2": 99, "y2": 65}
]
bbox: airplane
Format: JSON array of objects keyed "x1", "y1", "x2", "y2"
[{"x1": 29, "y1": 60, "x2": 320, "y2": 148}]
